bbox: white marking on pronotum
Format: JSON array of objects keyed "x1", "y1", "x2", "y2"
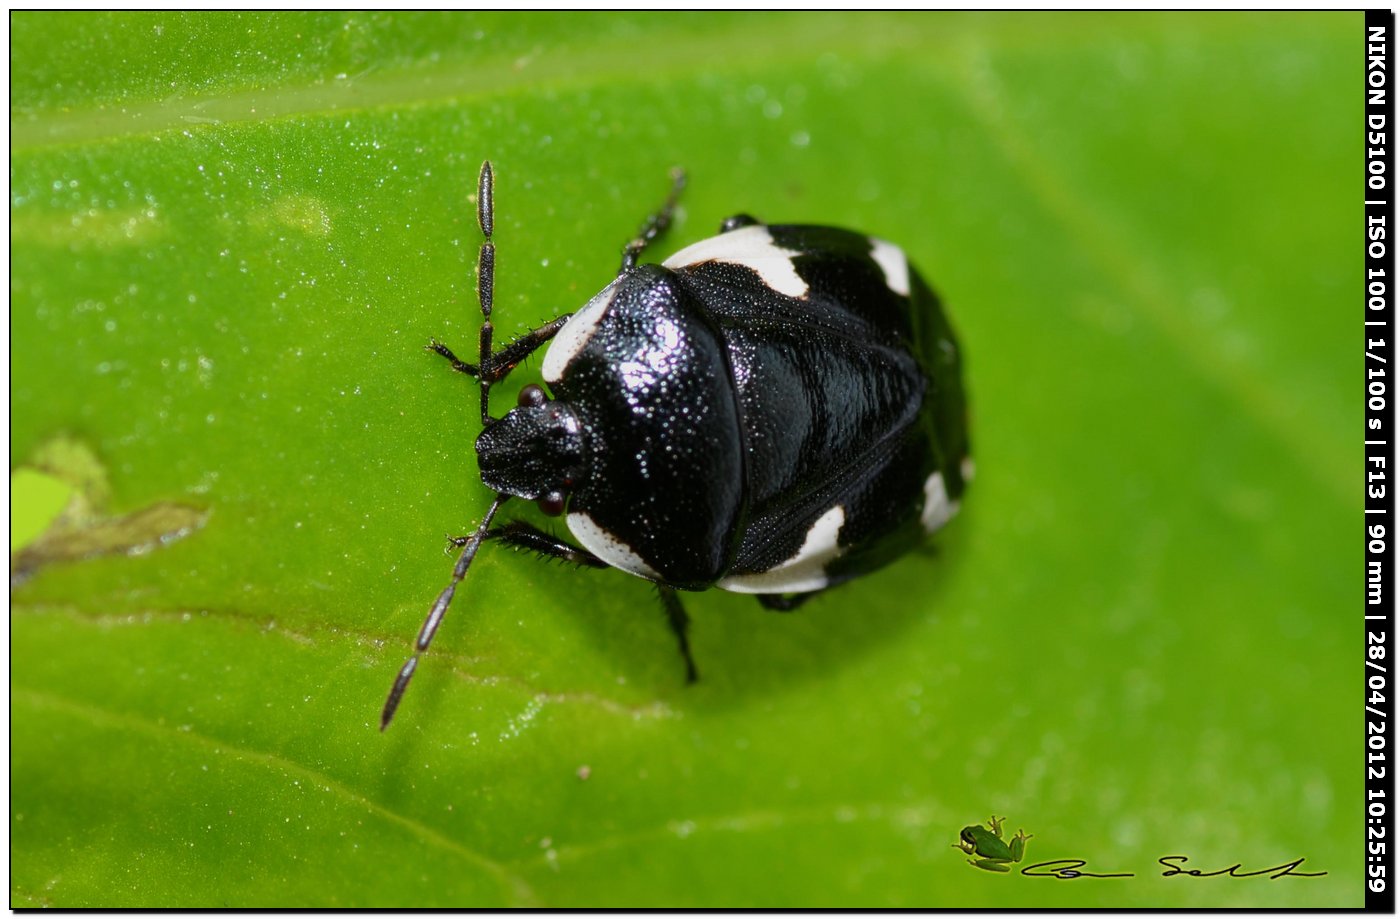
[
  {"x1": 869, "y1": 237, "x2": 910, "y2": 297},
  {"x1": 566, "y1": 511, "x2": 659, "y2": 580},
  {"x1": 719, "y1": 505, "x2": 846, "y2": 594},
  {"x1": 663, "y1": 225, "x2": 808, "y2": 298},
  {"x1": 921, "y1": 471, "x2": 960, "y2": 533},
  {"x1": 960, "y1": 455, "x2": 976, "y2": 484},
  {"x1": 542, "y1": 277, "x2": 623, "y2": 384}
]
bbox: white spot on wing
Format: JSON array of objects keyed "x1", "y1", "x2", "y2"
[
  {"x1": 566, "y1": 511, "x2": 659, "y2": 580},
  {"x1": 869, "y1": 237, "x2": 910, "y2": 297},
  {"x1": 961, "y1": 456, "x2": 976, "y2": 483},
  {"x1": 542, "y1": 277, "x2": 622, "y2": 384},
  {"x1": 921, "y1": 471, "x2": 960, "y2": 533},
  {"x1": 663, "y1": 225, "x2": 807, "y2": 298},
  {"x1": 719, "y1": 505, "x2": 845, "y2": 594}
]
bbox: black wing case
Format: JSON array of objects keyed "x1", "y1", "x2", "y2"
[{"x1": 669, "y1": 224, "x2": 968, "y2": 587}]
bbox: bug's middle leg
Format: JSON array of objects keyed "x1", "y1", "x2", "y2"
[
  {"x1": 719, "y1": 213, "x2": 760, "y2": 233},
  {"x1": 656, "y1": 584, "x2": 699, "y2": 683},
  {"x1": 619, "y1": 168, "x2": 687, "y2": 274},
  {"x1": 756, "y1": 589, "x2": 826, "y2": 612},
  {"x1": 463, "y1": 525, "x2": 700, "y2": 683}
]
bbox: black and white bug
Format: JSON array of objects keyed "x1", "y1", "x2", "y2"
[{"x1": 381, "y1": 161, "x2": 970, "y2": 730}]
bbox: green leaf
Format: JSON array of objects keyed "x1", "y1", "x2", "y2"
[{"x1": 12, "y1": 11, "x2": 1358, "y2": 907}]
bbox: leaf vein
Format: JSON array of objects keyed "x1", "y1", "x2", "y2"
[{"x1": 13, "y1": 686, "x2": 539, "y2": 907}]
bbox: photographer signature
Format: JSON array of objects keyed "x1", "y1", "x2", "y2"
[
  {"x1": 953, "y1": 817, "x2": 1326, "y2": 880},
  {"x1": 1022, "y1": 855, "x2": 1327, "y2": 880}
]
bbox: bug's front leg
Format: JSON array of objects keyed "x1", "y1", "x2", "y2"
[
  {"x1": 479, "y1": 315, "x2": 573, "y2": 383},
  {"x1": 426, "y1": 338, "x2": 478, "y2": 376},
  {"x1": 429, "y1": 160, "x2": 573, "y2": 424},
  {"x1": 429, "y1": 316, "x2": 572, "y2": 383},
  {"x1": 454, "y1": 520, "x2": 608, "y2": 569}
]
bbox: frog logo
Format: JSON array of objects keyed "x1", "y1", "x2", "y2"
[{"x1": 954, "y1": 815, "x2": 1032, "y2": 872}]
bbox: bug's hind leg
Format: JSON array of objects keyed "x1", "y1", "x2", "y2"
[
  {"x1": 756, "y1": 589, "x2": 827, "y2": 612},
  {"x1": 656, "y1": 585, "x2": 699, "y2": 683}
]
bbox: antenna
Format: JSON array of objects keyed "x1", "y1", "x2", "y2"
[
  {"x1": 381, "y1": 160, "x2": 504, "y2": 731},
  {"x1": 381, "y1": 492, "x2": 509, "y2": 730}
]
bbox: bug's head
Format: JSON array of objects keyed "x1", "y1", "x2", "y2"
[{"x1": 475, "y1": 383, "x2": 586, "y2": 516}]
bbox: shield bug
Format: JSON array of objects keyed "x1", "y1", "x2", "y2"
[{"x1": 381, "y1": 161, "x2": 970, "y2": 729}]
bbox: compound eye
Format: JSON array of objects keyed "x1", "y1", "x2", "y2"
[
  {"x1": 518, "y1": 383, "x2": 548, "y2": 408},
  {"x1": 537, "y1": 490, "x2": 565, "y2": 517}
]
